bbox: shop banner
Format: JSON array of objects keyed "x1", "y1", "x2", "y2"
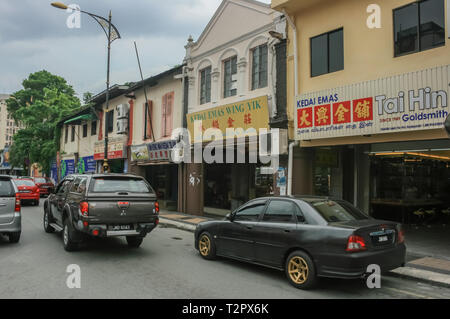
[
  {"x1": 130, "y1": 144, "x2": 150, "y2": 161},
  {"x1": 77, "y1": 156, "x2": 96, "y2": 173},
  {"x1": 50, "y1": 160, "x2": 58, "y2": 183},
  {"x1": 186, "y1": 96, "x2": 270, "y2": 142},
  {"x1": 147, "y1": 140, "x2": 177, "y2": 162},
  {"x1": 295, "y1": 65, "x2": 449, "y2": 140},
  {"x1": 94, "y1": 137, "x2": 127, "y2": 160},
  {"x1": 60, "y1": 159, "x2": 75, "y2": 178}
]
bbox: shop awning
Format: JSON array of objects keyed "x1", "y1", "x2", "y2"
[{"x1": 64, "y1": 113, "x2": 96, "y2": 125}]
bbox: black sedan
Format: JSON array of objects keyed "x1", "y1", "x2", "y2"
[{"x1": 194, "y1": 196, "x2": 406, "y2": 289}]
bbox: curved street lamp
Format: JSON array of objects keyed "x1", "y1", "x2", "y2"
[{"x1": 51, "y1": 2, "x2": 121, "y2": 173}]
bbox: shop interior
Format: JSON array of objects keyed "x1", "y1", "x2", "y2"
[{"x1": 145, "y1": 164, "x2": 178, "y2": 211}]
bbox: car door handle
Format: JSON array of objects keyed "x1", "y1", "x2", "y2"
[
  {"x1": 246, "y1": 226, "x2": 253, "y2": 230},
  {"x1": 284, "y1": 229, "x2": 291, "y2": 233}
]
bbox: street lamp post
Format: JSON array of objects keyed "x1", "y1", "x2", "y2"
[{"x1": 51, "y1": 2, "x2": 121, "y2": 173}]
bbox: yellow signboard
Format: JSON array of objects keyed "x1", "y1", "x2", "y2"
[{"x1": 186, "y1": 96, "x2": 270, "y2": 142}]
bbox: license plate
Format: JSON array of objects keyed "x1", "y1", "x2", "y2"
[
  {"x1": 110, "y1": 225, "x2": 131, "y2": 231},
  {"x1": 20, "y1": 190, "x2": 30, "y2": 193},
  {"x1": 378, "y1": 236, "x2": 388, "y2": 242}
]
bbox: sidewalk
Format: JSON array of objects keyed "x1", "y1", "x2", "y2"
[{"x1": 158, "y1": 210, "x2": 450, "y2": 288}]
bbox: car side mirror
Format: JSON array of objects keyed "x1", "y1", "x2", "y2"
[
  {"x1": 226, "y1": 213, "x2": 234, "y2": 221},
  {"x1": 445, "y1": 113, "x2": 450, "y2": 136}
]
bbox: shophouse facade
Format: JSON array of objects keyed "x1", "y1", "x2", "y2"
[
  {"x1": 183, "y1": 0, "x2": 288, "y2": 216},
  {"x1": 272, "y1": 0, "x2": 450, "y2": 224}
]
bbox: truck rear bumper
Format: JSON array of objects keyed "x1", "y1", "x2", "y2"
[{"x1": 77, "y1": 221, "x2": 158, "y2": 238}]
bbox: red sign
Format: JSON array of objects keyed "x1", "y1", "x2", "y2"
[
  {"x1": 314, "y1": 104, "x2": 331, "y2": 126},
  {"x1": 94, "y1": 150, "x2": 124, "y2": 161},
  {"x1": 333, "y1": 101, "x2": 351, "y2": 124},
  {"x1": 297, "y1": 107, "x2": 313, "y2": 128},
  {"x1": 353, "y1": 97, "x2": 373, "y2": 122}
]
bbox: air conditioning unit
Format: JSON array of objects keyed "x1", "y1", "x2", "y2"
[
  {"x1": 116, "y1": 103, "x2": 129, "y2": 119},
  {"x1": 116, "y1": 118, "x2": 128, "y2": 134}
]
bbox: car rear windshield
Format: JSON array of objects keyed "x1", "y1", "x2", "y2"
[
  {"x1": 0, "y1": 178, "x2": 15, "y2": 197},
  {"x1": 308, "y1": 200, "x2": 368, "y2": 222},
  {"x1": 34, "y1": 178, "x2": 46, "y2": 183},
  {"x1": 91, "y1": 177, "x2": 154, "y2": 193},
  {"x1": 14, "y1": 180, "x2": 35, "y2": 187}
]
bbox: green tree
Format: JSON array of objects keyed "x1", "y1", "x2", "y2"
[{"x1": 6, "y1": 70, "x2": 81, "y2": 175}]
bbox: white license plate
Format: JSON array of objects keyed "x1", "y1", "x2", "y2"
[
  {"x1": 110, "y1": 225, "x2": 131, "y2": 231},
  {"x1": 378, "y1": 236, "x2": 388, "y2": 242}
]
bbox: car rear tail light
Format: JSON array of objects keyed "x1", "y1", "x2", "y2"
[
  {"x1": 15, "y1": 194, "x2": 21, "y2": 213},
  {"x1": 398, "y1": 229, "x2": 405, "y2": 244},
  {"x1": 92, "y1": 229, "x2": 99, "y2": 236},
  {"x1": 154, "y1": 202, "x2": 159, "y2": 214},
  {"x1": 80, "y1": 201, "x2": 89, "y2": 217},
  {"x1": 155, "y1": 218, "x2": 159, "y2": 225},
  {"x1": 346, "y1": 235, "x2": 367, "y2": 252}
]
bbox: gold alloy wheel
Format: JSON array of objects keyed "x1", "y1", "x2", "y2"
[
  {"x1": 199, "y1": 234, "x2": 211, "y2": 257},
  {"x1": 288, "y1": 256, "x2": 309, "y2": 284}
]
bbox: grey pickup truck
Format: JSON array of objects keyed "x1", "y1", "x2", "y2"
[{"x1": 43, "y1": 173, "x2": 159, "y2": 251}]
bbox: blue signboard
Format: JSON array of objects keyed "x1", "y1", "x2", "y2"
[
  {"x1": 77, "y1": 156, "x2": 96, "y2": 174},
  {"x1": 61, "y1": 159, "x2": 75, "y2": 179},
  {"x1": 50, "y1": 160, "x2": 58, "y2": 183}
]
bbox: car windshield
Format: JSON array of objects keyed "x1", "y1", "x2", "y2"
[
  {"x1": 35, "y1": 178, "x2": 46, "y2": 183},
  {"x1": 91, "y1": 177, "x2": 154, "y2": 193},
  {"x1": 15, "y1": 180, "x2": 35, "y2": 187},
  {"x1": 308, "y1": 199, "x2": 368, "y2": 222},
  {"x1": 0, "y1": 178, "x2": 15, "y2": 197}
]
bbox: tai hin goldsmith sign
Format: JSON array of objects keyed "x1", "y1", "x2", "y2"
[{"x1": 295, "y1": 65, "x2": 449, "y2": 140}]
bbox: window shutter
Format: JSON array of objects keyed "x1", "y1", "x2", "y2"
[
  {"x1": 144, "y1": 100, "x2": 153, "y2": 140},
  {"x1": 165, "y1": 92, "x2": 174, "y2": 137},
  {"x1": 161, "y1": 94, "x2": 167, "y2": 138}
]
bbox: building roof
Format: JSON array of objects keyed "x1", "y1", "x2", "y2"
[{"x1": 0, "y1": 94, "x2": 10, "y2": 101}]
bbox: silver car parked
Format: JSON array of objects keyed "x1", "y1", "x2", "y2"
[{"x1": 0, "y1": 175, "x2": 21, "y2": 243}]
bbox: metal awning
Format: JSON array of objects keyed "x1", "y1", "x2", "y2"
[{"x1": 64, "y1": 113, "x2": 96, "y2": 125}]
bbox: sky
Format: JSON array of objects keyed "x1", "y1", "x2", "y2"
[{"x1": 0, "y1": 0, "x2": 271, "y2": 99}]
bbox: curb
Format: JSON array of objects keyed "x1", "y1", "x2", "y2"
[
  {"x1": 389, "y1": 266, "x2": 450, "y2": 288},
  {"x1": 159, "y1": 217, "x2": 196, "y2": 232}
]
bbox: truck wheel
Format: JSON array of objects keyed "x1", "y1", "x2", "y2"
[
  {"x1": 8, "y1": 232, "x2": 21, "y2": 243},
  {"x1": 63, "y1": 218, "x2": 78, "y2": 252},
  {"x1": 285, "y1": 250, "x2": 317, "y2": 289},
  {"x1": 126, "y1": 236, "x2": 143, "y2": 248},
  {"x1": 43, "y1": 208, "x2": 55, "y2": 233}
]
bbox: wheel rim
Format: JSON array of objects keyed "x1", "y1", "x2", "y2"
[
  {"x1": 63, "y1": 225, "x2": 69, "y2": 246},
  {"x1": 288, "y1": 256, "x2": 309, "y2": 284},
  {"x1": 199, "y1": 235, "x2": 210, "y2": 256}
]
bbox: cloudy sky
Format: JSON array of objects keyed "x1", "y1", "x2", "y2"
[{"x1": 0, "y1": 0, "x2": 270, "y2": 99}]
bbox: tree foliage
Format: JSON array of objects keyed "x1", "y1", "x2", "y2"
[{"x1": 6, "y1": 70, "x2": 81, "y2": 174}]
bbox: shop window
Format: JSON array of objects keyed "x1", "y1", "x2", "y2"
[
  {"x1": 223, "y1": 56, "x2": 237, "y2": 98},
  {"x1": 262, "y1": 200, "x2": 296, "y2": 223},
  {"x1": 251, "y1": 44, "x2": 268, "y2": 90},
  {"x1": 64, "y1": 126, "x2": 68, "y2": 144},
  {"x1": 310, "y1": 28, "x2": 344, "y2": 77},
  {"x1": 200, "y1": 66, "x2": 211, "y2": 105},
  {"x1": 144, "y1": 100, "x2": 153, "y2": 140},
  {"x1": 394, "y1": 0, "x2": 445, "y2": 57},
  {"x1": 91, "y1": 120, "x2": 97, "y2": 136},
  {"x1": 82, "y1": 124, "x2": 87, "y2": 138},
  {"x1": 106, "y1": 110, "x2": 114, "y2": 133},
  {"x1": 161, "y1": 92, "x2": 174, "y2": 137}
]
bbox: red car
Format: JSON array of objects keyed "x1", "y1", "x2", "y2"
[
  {"x1": 14, "y1": 179, "x2": 40, "y2": 206},
  {"x1": 33, "y1": 177, "x2": 55, "y2": 197}
]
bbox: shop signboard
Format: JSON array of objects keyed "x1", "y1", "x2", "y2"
[
  {"x1": 94, "y1": 137, "x2": 127, "y2": 160},
  {"x1": 50, "y1": 160, "x2": 58, "y2": 183},
  {"x1": 60, "y1": 159, "x2": 75, "y2": 178},
  {"x1": 147, "y1": 140, "x2": 177, "y2": 162},
  {"x1": 186, "y1": 95, "x2": 270, "y2": 142},
  {"x1": 130, "y1": 144, "x2": 150, "y2": 162},
  {"x1": 295, "y1": 65, "x2": 449, "y2": 140},
  {"x1": 77, "y1": 156, "x2": 96, "y2": 173}
]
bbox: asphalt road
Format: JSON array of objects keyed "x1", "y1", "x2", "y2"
[{"x1": 1, "y1": 202, "x2": 450, "y2": 299}]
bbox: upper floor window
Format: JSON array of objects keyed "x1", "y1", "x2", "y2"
[
  {"x1": 64, "y1": 126, "x2": 68, "y2": 144},
  {"x1": 223, "y1": 56, "x2": 237, "y2": 98},
  {"x1": 251, "y1": 44, "x2": 268, "y2": 90},
  {"x1": 106, "y1": 110, "x2": 114, "y2": 133},
  {"x1": 200, "y1": 66, "x2": 211, "y2": 105},
  {"x1": 71, "y1": 126, "x2": 75, "y2": 142},
  {"x1": 82, "y1": 124, "x2": 88, "y2": 138},
  {"x1": 144, "y1": 100, "x2": 153, "y2": 140},
  {"x1": 162, "y1": 92, "x2": 174, "y2": 137},
  {"x1": 310, "y1": 28, "x2": 344, "y2": 77},
  {"x1": 394, "y1": 0, "x2": 445, "y2": 57},
  {"x1": 91, "y1": 120, "x2": 97, "y2": 136}
]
